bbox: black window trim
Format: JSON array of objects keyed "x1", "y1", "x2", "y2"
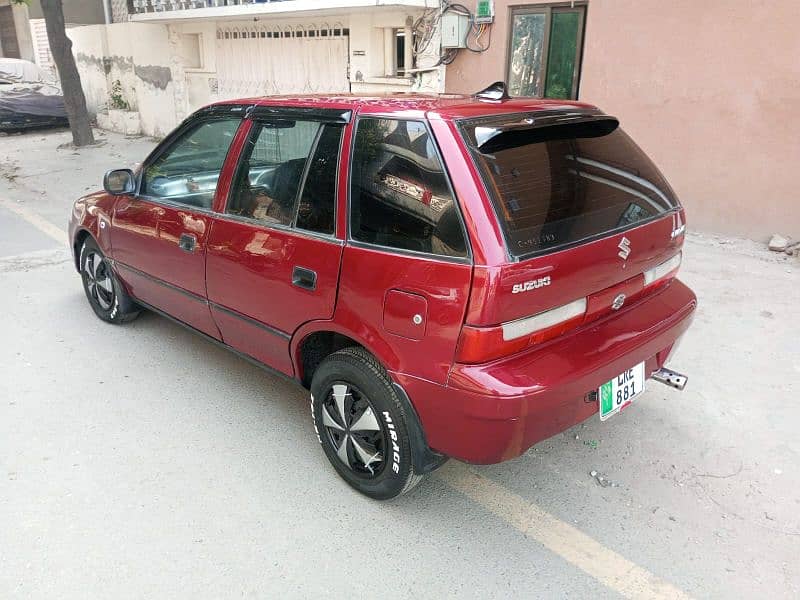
[
  {"x1": 455, "y1": 111, "x2": 681, "y2": 262},
  {"x1": 134, "y1": 108, "x2": 247, "y2": 209},
  {"x1": 219, "y1": 113, "x2": 345, "y2": 240},
  {"x1": 248, "y1": 105, "x2": 352, "y2": 124},
  {"x1": 293, "y1": 121, "x2": 345, "y2": 237},
  {"x1": 123, "y1": 194, "x2": 219, "y2": 218},
  {"x1": 291, "y1": 123, "x2": 327, "y2": 230},
  {"x1": 212, "y1": 210, "x2": 346, "y2": 246},
  {"x1": 346, "y1": 114, "x2": 473, "y2": 265}
]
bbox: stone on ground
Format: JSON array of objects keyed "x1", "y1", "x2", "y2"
[{"x1": 768, "y1": 233, "x2": 789, "y2": 252}]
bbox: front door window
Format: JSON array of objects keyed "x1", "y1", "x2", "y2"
[{"x1": 141, "y1": 118, "x2": 241, "y2": 209}]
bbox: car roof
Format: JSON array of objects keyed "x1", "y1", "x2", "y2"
[{"x1": 210, "y1": 93, "x2": 599, "y2": 121}]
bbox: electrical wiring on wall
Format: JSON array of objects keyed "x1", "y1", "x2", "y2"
[{"x1": 412, "y1": 1, "x2": 493, "y2": 68}]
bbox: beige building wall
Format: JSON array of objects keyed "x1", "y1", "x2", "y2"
[
  {"x1": 69, "y1": 22, "x2": 179, "y2": 138},
  {"x1": 445, "y1": 0, "x2": 800, "y2": 240},
  {"x1": 68, "y1": 7, "x2": 439, "y2": 137}
]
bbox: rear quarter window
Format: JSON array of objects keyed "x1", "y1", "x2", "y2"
[
  {"x1": 460, "y1": 115, "x2": 679, "y2": 257},
  {"x1": 349, "y1": 118, "x2": 468, "y2": 259}
]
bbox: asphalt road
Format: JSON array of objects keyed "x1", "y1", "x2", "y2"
[{"x1": 1, "y1": 129, "x2": 798, "y2": 599}]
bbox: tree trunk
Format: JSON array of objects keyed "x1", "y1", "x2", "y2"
[{"x1": 40, "y1": 0, "x2": 95, "y2": 146}]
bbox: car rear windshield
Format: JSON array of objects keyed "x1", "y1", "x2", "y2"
[{"x1": 460, "y1": 113, "x2": 679, "y2": 258}]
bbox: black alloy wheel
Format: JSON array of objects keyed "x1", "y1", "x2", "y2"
[
  {"x1": 311, "y1": 347, "x2": 426, "y2": 500},
  {"x1": 79, "y1": 237, "x2": 140, "y2": 324},
  {"x1": 320, "y1": 382, "x2": 387, "y2": 477},
  {"x1": 83, "y1": 247, "x2": 115, "y2": 311}
]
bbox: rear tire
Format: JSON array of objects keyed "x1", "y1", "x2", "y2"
[
  {"x1": 310, "y1": 347, "x2": 425, "y2": 500},
  {"x1": 79, "y1": 237, "x2": 140, "y2": 324}
]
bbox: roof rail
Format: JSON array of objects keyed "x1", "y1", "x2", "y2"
[{"x1": 474, "y1": 81, "x2": 511, "y2": 101}]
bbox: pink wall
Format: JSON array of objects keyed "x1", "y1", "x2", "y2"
[{"x1": 445, "y1": 0, "x2": 800, "y2": 240}]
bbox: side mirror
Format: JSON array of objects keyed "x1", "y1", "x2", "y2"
[{"x1": 104, "y1": 168, "x2": 136, "y2": 195}]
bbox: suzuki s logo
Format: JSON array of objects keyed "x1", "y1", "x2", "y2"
[
  {"x1": 511, "y1": 276, "x2": 551, "y2": 294},
  {"x1": 618, "y1": 237, "x2": 631, "y2": 260},
  {"x1": 611, "y1": 293, "x2": 626, "y2": 311}
]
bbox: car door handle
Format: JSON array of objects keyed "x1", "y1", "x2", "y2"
[
  {"x1": 292, "y1": 266, "x2": 317, "y2": 291},
  {"x1": 178, "y1": 233, "x2": 196, "y2": 253}
]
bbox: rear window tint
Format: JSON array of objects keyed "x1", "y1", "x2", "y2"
[
  {"x1": 460, "y1": 116, "x2": 678, "y2": 257},
  {"x1": 350, "y1": 118, "x2": 468, "y2": 259}
]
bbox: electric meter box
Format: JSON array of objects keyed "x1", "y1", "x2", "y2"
[
  {"x1": 441, "y1": 12, "x2": 470, "y2": 48},
  {"x1": 475, "y1": 0, "x2": 495, "y2": 24}
]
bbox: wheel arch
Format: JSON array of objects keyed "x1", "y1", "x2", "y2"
[
  {"x1": 293, "y1": 324, "x2": 445, "y2": 474},
  {"x1": 292, "y1": 322, "x2": 400, "y2": 389},
  {"x1": 289, "y1": 321, "x2": 399, "y2": 388},
  {"x1": 72, "y1": 228, "x2": 94, "y2": 271},
  {"x1": 69, "y1": 192, "x2": 116, "y2": 271}
]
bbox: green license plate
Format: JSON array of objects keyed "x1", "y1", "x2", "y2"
[{"x1": 599, "y1": 362, "x2": 646, "y2": 421}]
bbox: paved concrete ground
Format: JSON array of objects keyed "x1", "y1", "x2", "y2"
[{"x1": 1, "y1": 128, "x2": 798, "y2": 599}]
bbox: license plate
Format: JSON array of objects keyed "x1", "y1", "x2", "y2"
[{"x1": 599, "y1": 362, "x2": 646, "y2": 421}]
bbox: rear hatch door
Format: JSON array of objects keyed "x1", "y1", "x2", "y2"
[{"x1": 459, "y1": 109, "x2": 684, "y2": 327}]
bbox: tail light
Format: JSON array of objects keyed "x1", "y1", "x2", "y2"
[
  {"x1": 644, "y1": 252, "x2": 681, "y2": 287},
  {"x1": 456, "y1": 298, "x2": 587, "y2": 364}
]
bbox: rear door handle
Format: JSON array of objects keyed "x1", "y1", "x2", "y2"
[
  {"x1": 179, "y1": 233, "x2": 196, "y2": 253},
  {"x1": 292, "y1": 266, "x2": 317, "y2": 291}
]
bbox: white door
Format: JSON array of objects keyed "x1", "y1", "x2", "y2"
[{"x1": 216, "y1": 23, "x2": 350, "y2": 98}]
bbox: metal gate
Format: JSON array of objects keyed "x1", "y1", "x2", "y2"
[{"x1": 215, "y1": 23, "x2": 349, "y2": 98}]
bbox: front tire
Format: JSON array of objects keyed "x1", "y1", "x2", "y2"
[
  {"x1": 310, "y1": 347, "x2": 425, "y2": 500},
  {"x1": 79, "y1": 237, "x2": 140, "y2": 324}
]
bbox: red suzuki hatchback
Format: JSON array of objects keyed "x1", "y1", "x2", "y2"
[{"x1": 69, "y1": 86, "x2": 696, "y2": 499}]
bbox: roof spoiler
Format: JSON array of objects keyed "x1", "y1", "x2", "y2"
[
  {"x1": 474, "y1": 81, "x2": 512, "y2": 101},
  {"x1": 473, "y1": 113, "x2": 620, "y2": 153}
]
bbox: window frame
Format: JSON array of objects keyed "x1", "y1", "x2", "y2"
[
  {"x1": 505, "y1": 3, "x2": 587, "y2": 100},
  {"x1": 294, "y1": 123, "x2": 346, "y2": 236},
  {"x1": 217, "y1": 114, "x2": 346, "y2": 243},
  {"x1": 134, "y1": 109, "x2": 246, "y2": 213},
  {"x1": 179, "y1": 32, "x2": 204, "y2": 71},
  {"x1": 346, "y1": 114, "x2": 473, "y2": 264}
]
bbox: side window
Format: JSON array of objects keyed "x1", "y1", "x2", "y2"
[
  {"x1": 296, "y1": 124, "x2": 343, "y2": 235},
  {"x1": 141, "y1": 118, "x2": 241, "y2": 209},
  {"x1": 227, "y1": 119, "x2": 320, "y2": 226},
  {"x1": 349, "y1": 118, "x2": 467, "y2": 258}
]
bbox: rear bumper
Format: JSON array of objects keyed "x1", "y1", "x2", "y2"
[{"x1": 393, "y1": 279, "x2": 696, "y2": 464}]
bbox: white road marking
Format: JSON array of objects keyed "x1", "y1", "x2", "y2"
[
  {"x1": 0, "y1": 196, "x2": 67, "y2": 245},
  {"x1": 437, "y1": 462, "x2": 692, "y2": 600}
]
